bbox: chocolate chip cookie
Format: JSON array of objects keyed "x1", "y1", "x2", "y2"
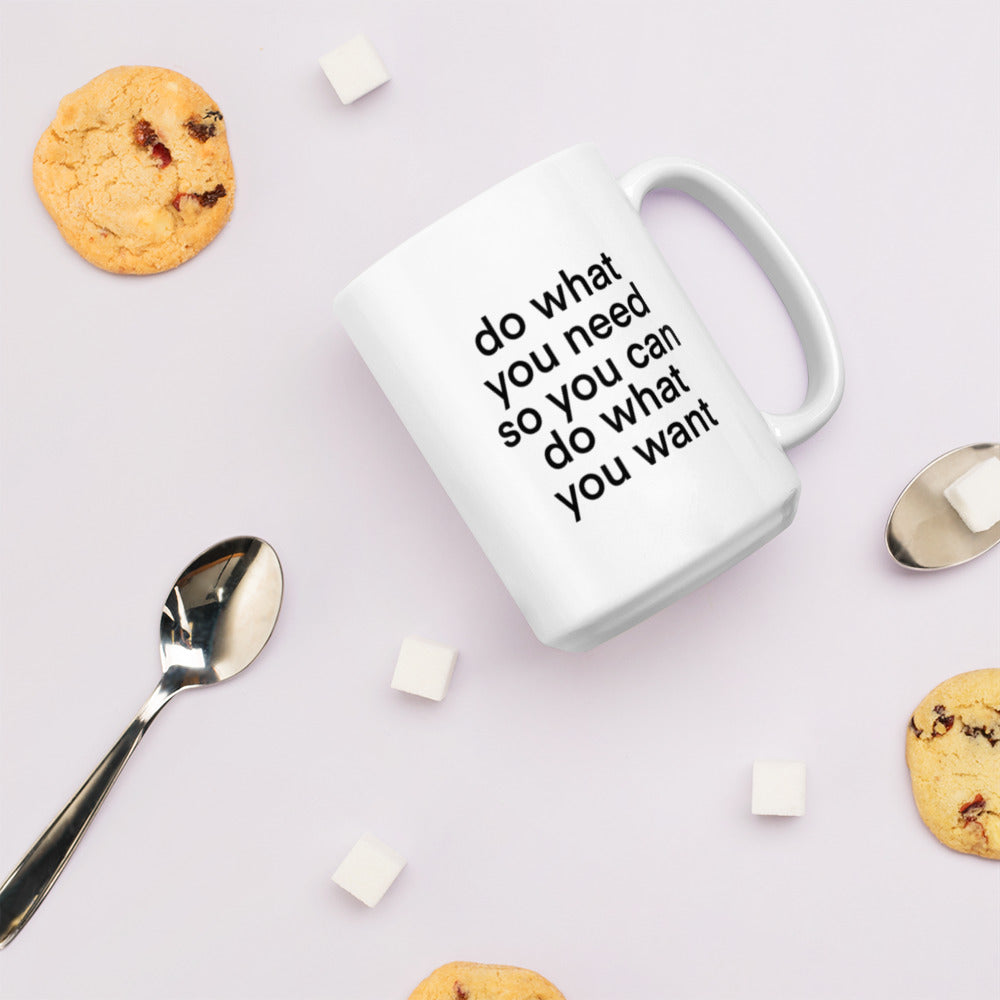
[
  {"x1": 906, "y1": 668, "x2": 999, "y2": 859},
  {"x1": 408, "y1": 962, "x2": 566, "y2": 1000},
  {"x1": 33, "y1": 66, "x2": 234, "y2": 274}
]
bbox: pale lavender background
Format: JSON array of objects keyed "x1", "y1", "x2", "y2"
[{"x1": 1, "y1": 2, "x2": 998, "y2": 998}]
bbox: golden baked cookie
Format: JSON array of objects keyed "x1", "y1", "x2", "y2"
[
  {"x1": 906, "y1": 668, "x2": 1000, "y2": 860},
  {"x1": 408, "y1": 962, "x2": 566, "y2": 1000},
  {"x1": 33, "y1": 66, "x2": 234, "y2": 274}
]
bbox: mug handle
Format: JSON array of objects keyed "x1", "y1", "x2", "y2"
[{"x1": 619, "y1": 158, "x2": 844, "y2": 449}]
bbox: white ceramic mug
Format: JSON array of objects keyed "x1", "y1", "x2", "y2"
[{"x1": 335, "y1": 144, "x2": 844, "y2": 651}]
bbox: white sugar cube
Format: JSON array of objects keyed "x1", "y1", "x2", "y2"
[
  {"x1": 331, "y1": 833, "x2": 406, "y2": 907},
  {"x1": 319, "y1": 35, "x2": 390, "y2": 104},
  {"x1": 944, "y1": 456, "x2": 1000, "y2": 533},
  {"x1": 391, "y1": 636, "x2": 458, "y2": 701},
  {"x1": 751, "y1": 760, "x2": 806, "y2": 816}
]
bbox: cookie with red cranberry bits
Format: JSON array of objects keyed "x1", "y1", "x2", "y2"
[
  {"x1": 906, "y1": 668, "x2": 1000, "y2": 860},
  {"x1": 33, "y1": 66, "x2": 234, "y2": 274},
  {"x1": 408, "y1": 962, "x2": 567, "y2": 1000}
]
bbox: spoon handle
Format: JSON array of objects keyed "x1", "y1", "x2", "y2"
[{"x1": 0, "y1": 684, "x2": 171, "y2": 948}]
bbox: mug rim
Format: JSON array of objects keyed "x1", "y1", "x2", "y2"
[{"x1": 333, "y1": 142, "x2": 599, "y2": 307}]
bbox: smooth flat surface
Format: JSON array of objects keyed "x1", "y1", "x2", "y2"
[{"x1": 1, "y1": 1, "x2": 997, "y2": 997}]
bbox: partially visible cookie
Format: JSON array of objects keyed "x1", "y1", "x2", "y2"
[
  {"x1": 906, "y1": 668, "x2": 1000, "y2": 860},
  {"x1": 33, "y1": 66, "x2": 234, "y2": 274},
  {"x1": 408, "y1": 962, "x2": 566, "y2": 1000}
]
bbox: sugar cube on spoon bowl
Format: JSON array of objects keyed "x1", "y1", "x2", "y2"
[{"x1": 944, "y1": 456, "x2": 1000, "y2": 533}]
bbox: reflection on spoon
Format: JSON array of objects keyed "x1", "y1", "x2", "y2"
[
  {"x1": 886, "y1": 443, "x2": 1000, "y2": 570},
  {"x1": 0, "y1": 536, "x2": 283, "y2": 948}
]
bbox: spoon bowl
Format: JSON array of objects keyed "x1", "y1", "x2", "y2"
[
  {"x1": 0, "y1": 536, "x2": 283, "y2": 948},
  {"x1": 886, "y1": 443, "x2": 1000, "y2": 570},
  {"x1": 160, "y1": 536, "x2": 284, "y2": 685}
]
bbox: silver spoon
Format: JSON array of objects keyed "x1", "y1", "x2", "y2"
[
  {"x1": 0, "y1": 536, "x2": 283, "y2": 948},
  {"x1": 886, "y1": 443, "x2": 1000, "y2": 569}
]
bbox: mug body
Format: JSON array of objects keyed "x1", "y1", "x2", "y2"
[{"x1": 335, "y1": 144, "x2": 800, "y2": 651}]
